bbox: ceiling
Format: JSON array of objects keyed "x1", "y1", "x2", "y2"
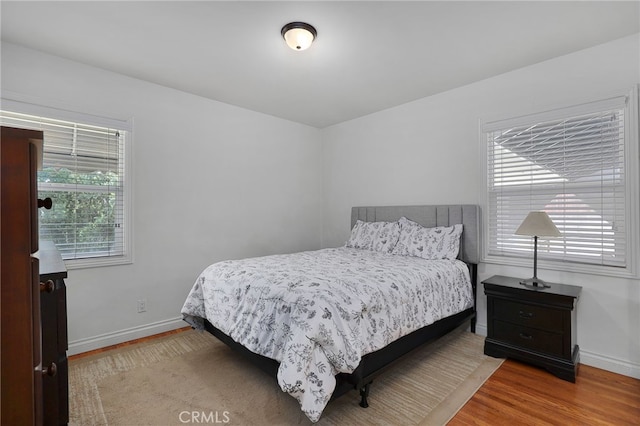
[{"x1": 1, "y1": 1, "x2": 638, "y2": 128}]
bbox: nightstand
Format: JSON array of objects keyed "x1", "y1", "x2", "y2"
[{"x1": 483, "y1": 275, "x2": 581, "y2": 382}]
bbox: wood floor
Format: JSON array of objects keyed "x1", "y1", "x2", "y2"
[
  {"x1": 450, "y1": 359, "x2": 640, "y2": 425},
  {"x1": 71, "y1": 329, "x2": 640, "y2": 424}
]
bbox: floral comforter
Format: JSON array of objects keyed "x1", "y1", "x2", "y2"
[{"x1": 181, "y1": 247, "x2": 473, "y2": 422}]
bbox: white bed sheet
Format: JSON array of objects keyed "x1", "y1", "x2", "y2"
[{"x1": 181, "y1": 247, "x2": 473, "y2": 422}]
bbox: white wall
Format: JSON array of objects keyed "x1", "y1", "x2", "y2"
[
  {"x1": 321, "y1": 34, "x2": 640, "y2": 378},
  {"x1": 1, "y1": 42, "x2": 323, "y2": 354}
]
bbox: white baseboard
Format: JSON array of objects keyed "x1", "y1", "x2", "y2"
[
  {"x1": 474, "y1": 323, "x2": 488, "y2": 336},
  {"x1": 580, "y1": 349, "x2": 640, "y2": 379},
  {"x1": 68, "y1": 316, "x2": 186, "y2": 356}
]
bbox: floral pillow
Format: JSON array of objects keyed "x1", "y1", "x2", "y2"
[
  {"x1": 345, "y1": 220, "x2": 401, "y2": 253},
  {"x1": 391, "y1": 217, "x2": 421, "y2": 256},
  {"x1": 392, "y1": 217, "x2": 463, "y2": 260}
]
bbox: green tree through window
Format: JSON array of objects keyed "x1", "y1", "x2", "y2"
[{"x1": 38, "y1": 168, "x2": 121, "y2": 258}]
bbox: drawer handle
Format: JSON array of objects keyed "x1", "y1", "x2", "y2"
[
  {"x1": 519, "y1": 332, "x2": 533, "y2": 340},
  {"x1": 42, "y1": 362, "x2": 57, "y2": 377},
  {"x1": 518, "y1": 310, "x2": 533, "y2": 319},
  {"x1": 40, "y1": 280, "x2": 55, "y2": 293}
]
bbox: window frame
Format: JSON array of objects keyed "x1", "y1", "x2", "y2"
[
  {"x1": 479, "y1": 87, "x2": 639, "y2": 279},
  {"x1": 1, "y1": 95, "x2": 134, "y2": 269}
]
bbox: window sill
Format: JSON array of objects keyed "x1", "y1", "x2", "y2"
[
  {"x1": 63, "y1": 254, "x2": 132, "y2": 270},
  {"x1": 481, "y1": 254, "x2": 639, "y2": 280}
]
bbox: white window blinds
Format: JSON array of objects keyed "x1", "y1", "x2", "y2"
[
  {"x1": 484, "y1": 96, "x2": 628, "y2": 268},
  {"x1": 1, "y1": 109, "x2": 129, "y2": 263}
]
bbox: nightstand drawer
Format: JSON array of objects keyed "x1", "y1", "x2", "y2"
[
  {"x1": 493, "y1": 298, "x2": 563, "y2": 332},
  {"x1": 493, "y1": 320, "x2": 564, "y2": 357}
]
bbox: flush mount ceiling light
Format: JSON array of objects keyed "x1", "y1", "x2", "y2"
[{"x1": 281, "y1": 22, "x2": 317, "y2": 51}]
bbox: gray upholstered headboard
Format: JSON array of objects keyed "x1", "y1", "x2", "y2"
[{"x1": 351, "y1": 205, "x2": 481, "y2": 264}]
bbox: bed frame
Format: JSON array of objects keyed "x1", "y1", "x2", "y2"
[{"x1": 203, "y1": 204, "x2": 481, "y2": 409}]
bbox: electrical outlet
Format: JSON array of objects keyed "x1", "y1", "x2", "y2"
[{"x1": 137, "y1": 299, "x2": 147, "y2": 313}]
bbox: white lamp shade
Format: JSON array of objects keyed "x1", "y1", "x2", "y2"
[{"x1": 515, "y1": 211, "x2": 562, "y2": 237}]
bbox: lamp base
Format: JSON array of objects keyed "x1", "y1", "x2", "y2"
[{"x1": 519, "y1": 277, "x2": 551, "y2": 289}]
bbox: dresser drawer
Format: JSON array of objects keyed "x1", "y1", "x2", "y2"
[
  {"x1": 493, "y1": 298, "x2": 563, "y2": 332},
  {"x1": 493, "y1": 320, "x2": 564, "y2": 357}
]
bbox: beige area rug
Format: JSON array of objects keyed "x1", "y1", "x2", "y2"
[{"x1": 69, "y1": 326, "x2": 503, "y2": 426}]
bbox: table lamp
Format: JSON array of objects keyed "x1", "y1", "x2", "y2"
[{"x1": 515, "y1": 211, "x2": 562, "y2": 288}]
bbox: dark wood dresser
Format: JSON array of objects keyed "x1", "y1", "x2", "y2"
[
  {"x1": 483, "y1": 275, "x2": 581, "y2": 382},
  {"x1": 1, "y1": 126, "x2": 69, "y2": 425},
  {"x1": 39, "y1": 240, "x2": 69, "y2": 425}
]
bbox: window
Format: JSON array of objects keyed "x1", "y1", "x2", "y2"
[
  {"x1": 482, "y1": 89, "x2": 638, "y2": 277},
  {"x1": 1, "y1": 103, "x2": 132, "y2": 268}
]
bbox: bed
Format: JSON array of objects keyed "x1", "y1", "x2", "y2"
[{"x1": 181, "y1": 204, "x2": 480, "y2": 422}]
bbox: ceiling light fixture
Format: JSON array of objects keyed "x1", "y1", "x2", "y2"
[{"x1": 281, "y1": 22, "x2": 317, "y2": 51}]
